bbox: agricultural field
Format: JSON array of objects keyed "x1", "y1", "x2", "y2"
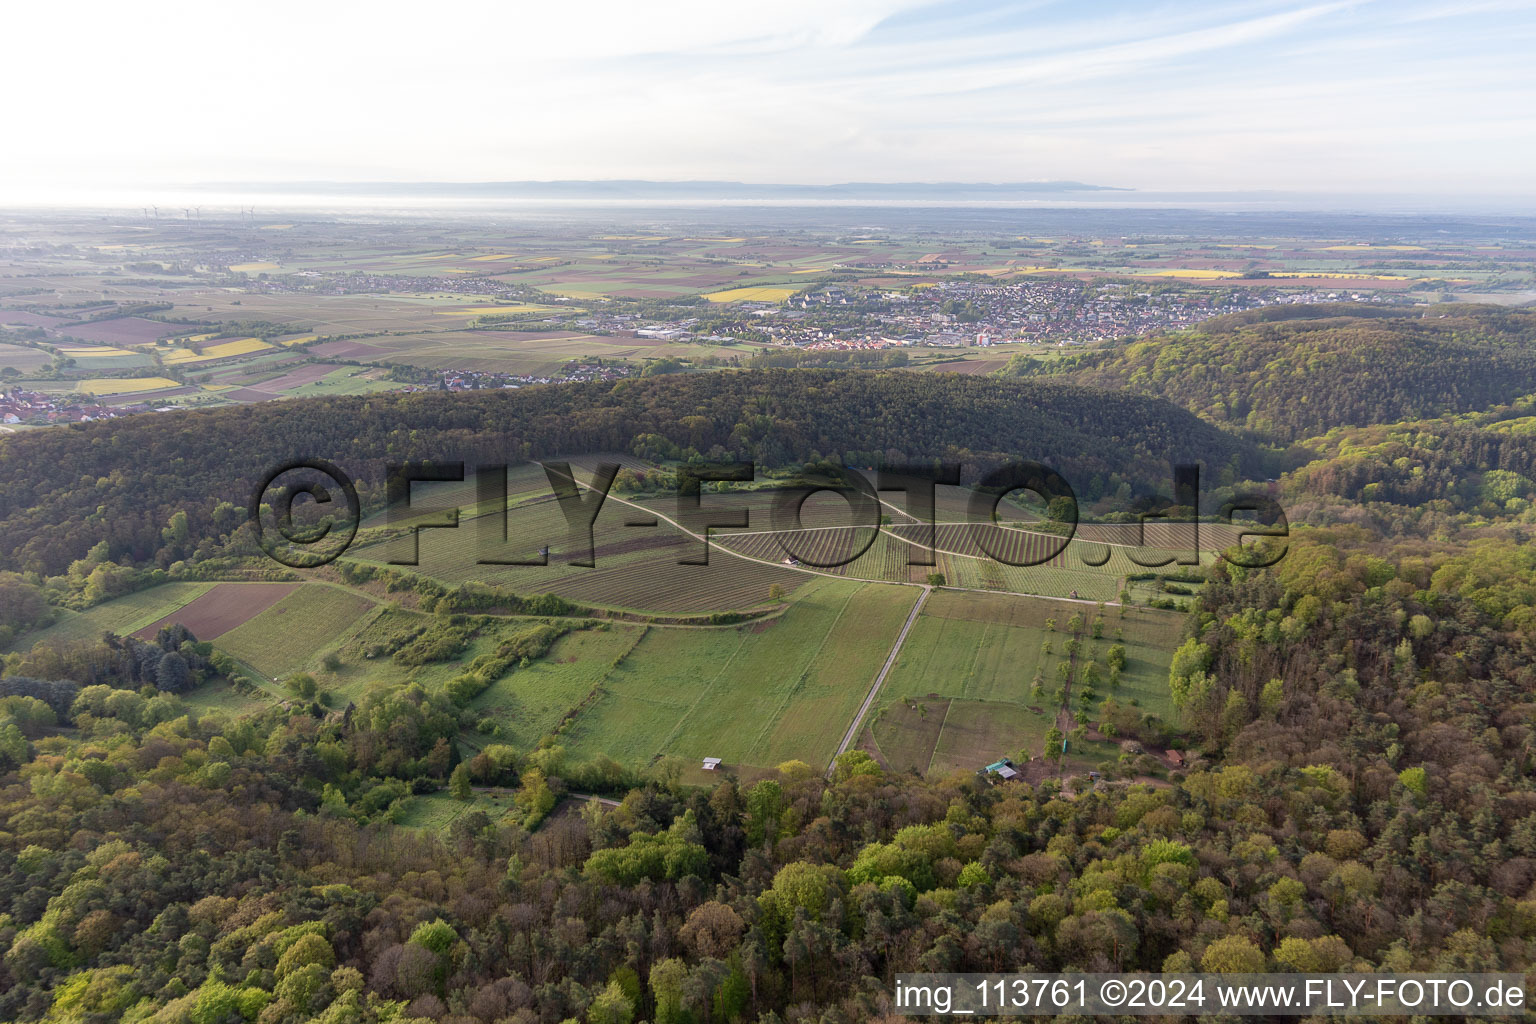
[
  {"x1": 75, "y1": 377, "x2": 181, "y2": 395},
  {"x1": 55, "y1": 316, "x2": 183, "y2": 346},
  {"x1": 8, "y1": 210, "x2": 1528, "y2": 436},
  {"x1": 863, "y1": 589, "x2": 1182, "y2": 777},
  {"x1": 0, "y1": 342, "x2": 55, "y2": 373},
  {"x1": 344, "y1": 488, "x2": 811, "y2": 615},
  {"x1": 717, "y1": 520, "x2": 1132, "y2": 601},
  {"x1": 131, "y1": 582, "x2": 300, "y2": 640},
  {"x1": 159, "y1": 337, "x2": 273, "y2": 364},
  {"x1": 463, "y1": 625, "x2": 643, "y2": 750},
  {"x1": 280, "y1": 366, "x2": 399, "y2": 398},
  {"x1": 4, "y1": 582, "x2": 214, "y2": 652},
  {"x1": 556, "y1": 580, "x2": 918, "y2": 778},
  {"x1": 349, "y1": 471, "x2": 1217, "y2": 611},
  {"x1": 926, "y1": 700, "x2": 1056, "y2": 775},
  {"x1": 58, "y1": 347, "x2": 158, "y2": 371},
  {"x1": 703, "y1": 286, "x2": 801, "y2": 302},
  {"x1": 213, "y1": 584, "x2": 377, "y2": 678}
]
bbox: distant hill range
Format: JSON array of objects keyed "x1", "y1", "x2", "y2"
[
  {"x1": 1000, "y1": 303, "x2": 1536, "y2": 444},
  {"x1": 0, "y1": 369, "x2": 1243, "y2": 575},
  {"x1": 202, "y1": 179, "x2": 1130, "y2": 200}
]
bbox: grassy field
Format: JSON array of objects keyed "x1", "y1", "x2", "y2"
[
  {"x1": 864, "y1": 590, "x2": 1181, "y2": 776},
  {"x1": 215, "y1": 584, "x2": 377, "y2": 678},
  {"x1": 556, "y1": 580, "x2": 917, "y2": 777},
  {"x1": 465, "y1": 625, "x2": 641, "y2": 750},
  {"x1": 394, "y1": 790, "x2": 522, "y2": 830},
  {"x1": 928, "y1": 700, "x2": 1056, "y2": 774},
  {"x1": 6, "y1": 583, "x2": 213, "y2": 652},
  {"x1": 281, "y1": 366, "x2": 399, "y2": 398},
  {"x1": 178, "y1": 677, "x2": 272, "y2": 717}
]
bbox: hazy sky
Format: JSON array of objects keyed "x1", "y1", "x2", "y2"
[{"x1": 5, "y1": 0, "x2": 1534, "y2": 196}]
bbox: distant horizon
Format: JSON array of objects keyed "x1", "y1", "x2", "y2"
[{"x1": 8, "y1": 179, "x2": 1536, "y2": 219}]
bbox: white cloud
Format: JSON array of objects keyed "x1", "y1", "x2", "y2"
[{"x1": 1, "y1": 0, "x2": 1532, "y2": 197}]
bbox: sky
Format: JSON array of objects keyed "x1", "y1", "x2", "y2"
[{"x1": 4, "y1": 0, "x2": 1535, "y2": 199}]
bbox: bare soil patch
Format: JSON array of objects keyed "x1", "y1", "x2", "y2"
[{"x1": 133, "y1": 582, "x2": 300, "y2": 640}]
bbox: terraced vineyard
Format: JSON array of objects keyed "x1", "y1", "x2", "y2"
[
  {"x1": 346, "y1": 493, "x2": 811, "y2": 613},
  {"x1": 347, "y1": 466, "x2": 1232, "y2": 612},
  {"x1": 717, "y1": 523, "x2": 1126, "y2": 601}
]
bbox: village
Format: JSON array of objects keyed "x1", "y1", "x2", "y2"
[
  {"x1": 0, "y1": 387, "x2": 127, "y2": 425},
  {"x1": 675, "y1": 277, "x2": 1407, "y2": 352}
]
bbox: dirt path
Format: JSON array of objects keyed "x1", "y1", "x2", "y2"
[{"x1": 825, "y1": 584, "x2": 931, "y2": 777}]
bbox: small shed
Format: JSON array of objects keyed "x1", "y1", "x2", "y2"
[
  {"x1": 983, "y1": 758, "x2": 1013, "y2": 774},
  {"x1": 996, "y1": 765, "x2": 1020, "y2": 781},
  {"x1": 702, "y1": 757, "x2": 722, "y2": 771},
  {"x1": 1168, "y1": 749, "x2": 1185, "y2": 767}
]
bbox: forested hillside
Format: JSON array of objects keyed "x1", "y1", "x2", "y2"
[
  {"x1": 1286, "y1": 417, "x2": 1536, "y2": 514},
  {"x1": 1001, "y1": 305, "x2": 1536, "y2": 444},
  {"x1": 8, "y1": 300, "x2": 1536, "y2": 1024},
  {"x1": 0, "y1": 369, "x2": 1251, "y2": 576},
  {"x1": 3, "y1": 530, "x2": 1534, "y2": 1024}
]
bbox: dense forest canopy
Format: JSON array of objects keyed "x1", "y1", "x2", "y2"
[
  {"x1": 0, "y1": 369, "x2": 1251, "y2": 576},
  {"x1": 1001, "y1": 305, "x2": 1536, "y2": 445},
  {"x1": 9, "y1": 294, "x2": 1536, "y2": 1024},
  {"x1": 4, "y1": 530, "x2": 1536, "y2": 1024}
]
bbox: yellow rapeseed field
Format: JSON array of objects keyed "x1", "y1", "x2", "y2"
[
  {"x1": 703, "y1": 286, "x2": 799, "y2": 303},
  {"x1": 161, "y1": 338, "x2": 272, "y2": 364},
  {"x1": 59, "y1": 346, "x2": 138, "y2": 357},
  {"x1": 76, "y1": 377, "x2": 180, "y2": 395}
]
